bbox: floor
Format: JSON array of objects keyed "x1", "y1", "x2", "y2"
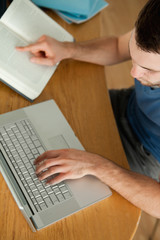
[{"x1": 101, "y1": 0, "x2": 160, "y2": 239}]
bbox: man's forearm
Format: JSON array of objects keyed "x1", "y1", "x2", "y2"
[
  {"x1": 93, "y1": 159, "x2": 160, "y2": 218},
  {"x1": 67, "y1": 36, "x2": 131, "y2": 66}
]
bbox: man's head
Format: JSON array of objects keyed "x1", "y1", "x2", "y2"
[
  {"x1": 129, "y1": 0, "x2": 160, "y2": 86},
  {"x1": 135, "y1": 0, "x2": 160, "y2": 54}
]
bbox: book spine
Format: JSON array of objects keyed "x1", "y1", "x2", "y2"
[{"x1": 0, "y1": 78, "x2": 34, "y2": 102}]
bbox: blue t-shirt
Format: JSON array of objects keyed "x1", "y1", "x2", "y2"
[{"x1": 127, "y1": 79, "x2": 160, "y2": 162}]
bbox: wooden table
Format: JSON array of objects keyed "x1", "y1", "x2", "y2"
[{"x1": 0, "y1": 7, "x2": 140, "y2": 240}]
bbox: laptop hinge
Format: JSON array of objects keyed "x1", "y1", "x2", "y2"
[
  {"x1": 0, "y1": 145, "x2": 37, "y2": 231},
  {"x1": 21, "y1": 208, "x2": 37, "y2": 232}
]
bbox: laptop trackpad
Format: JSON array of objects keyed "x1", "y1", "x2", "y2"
[{"x1": 48, "y1": 135, "x2": 69, "y2": 150}]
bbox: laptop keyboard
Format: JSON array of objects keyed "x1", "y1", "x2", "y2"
[{"x1": 0, "y1": 119, "x2": 72, "y2": 212}]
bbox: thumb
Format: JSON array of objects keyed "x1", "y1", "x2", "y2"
[{"x1": 30, "y1": 56, "x2": 56, "y2": 66}]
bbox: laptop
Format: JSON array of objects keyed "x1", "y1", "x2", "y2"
[{"x1": 0, "y1": 99, "x2": 112, "y2": 231}]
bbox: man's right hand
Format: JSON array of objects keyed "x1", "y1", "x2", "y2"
[{"x1": 16, "y1": 35, "x2": 74, "y2": 66}]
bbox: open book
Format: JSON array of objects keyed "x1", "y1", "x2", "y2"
[{"x1": 0, "y1": 0, "x2": 74, "y2": 101}]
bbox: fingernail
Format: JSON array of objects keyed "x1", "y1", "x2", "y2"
[{"x1": 31, "y1": 58, "x2": 35, "y2": 63}]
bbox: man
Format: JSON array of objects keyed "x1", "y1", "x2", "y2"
[{"x1": 16, "y1": 0, "x2": 160, "y2": 218}]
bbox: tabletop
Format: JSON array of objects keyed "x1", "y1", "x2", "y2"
[{"x1": 0, "y1": 5, "x2": 141, "y2": 240}]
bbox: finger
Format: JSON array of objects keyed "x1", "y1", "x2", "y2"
[
  {"x1": 34, "y1": 150, "x2": 64, "y2": 165},
  {"x1": 16, "y1": 42, "x2": 44, "y2": 53},
  {"x1": 16, "y1": 46, "x2": 42, "y2": 58},
  {"x1": 16, "y1": 45, "x2": 35, "y2": 52},
  {"x1": 30, "y1": 56, "x2": 56, "y2": 66},
  {"x1": 46, "y1": 173, "x2": 70, "y2": 185},
  {"x1": 38, "y1": 166, "x2": 65, "y2": 181},
  {"x1": 36, "y1": 158, "x2": 63, "y2": 174}
]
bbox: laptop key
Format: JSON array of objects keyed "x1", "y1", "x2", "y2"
[
  {"x1": 0, "y1": 127, "x2": 6, "y2": 135},
  {"x1": 13, "y1": 140, "x2": 20, "y2": 147},
  {"x1": 60, "y1": 186, "x2": 69, "y2": 193},
  {"x1": 27, "y1": 178, "x2": 34, "y2": 186},
  {"x1": 31, "y1": 148, "x2": 38, "y2": 154},
  {"x1": 22, "y1": 156, "x2": 29, "y2": 164},
  {"x1": 19, "y1": 152, "x2": 26, "y2": 158},
  {"x1": 3, "y1": 134, "x2": 9, "y2": 141},
  {"x1": 25, "y1": 162, "x2": 32, "y2": 169},
  {"x1": 28, "y1": 153, "x2": 34, "y2": 160},
  {"x1": 16, "y1": 146, "x2": 23, "y2": 152},
  {"x1": 18, "y1": 137, "x2": 25, "y2": 144},
  {"x1": 40, "y1": 202, "x2": 47, "y2": 211},
  {"x1": 30, "y1": 135, "x2": 37, "y2": 141},
  {"x1": 24, "y1": 148, "x2": 31, "y2": 154},
  {"x1": 36, "y1": 196, "x2": 44, "y2": 204},
  {"x1": 63, "y1": 191, "x2": 72, "y2": 200},
  {"x1": 35, "y1": 204, "x2": 41, "y2": 212},
  {"x1": 5, "y1": 140, "x2": 12, "y2": 146},
  {"x1": 50, "y1": 193, "x2": 59, "y2": 204},
  {"x1": 44, "y1": 197, "x2": 53, "y2": 207},
  {"x1": 23, "y1": 173, "x2": 31, "y2": 180},
  {"x1": 28, "y1": 168, "x2": 34, "y2": 175},
  {"x1": 33, "y1": 140, "x2": 41, "y2": 147},
  {"x1": 57, "y1": 193, "x2": 65, "y2": 202},
  {"x1": 41, "y1": 191, "x2": 48, "y2": 199},
  {"x1": 37, "y1": 184, "x2": 45, "y2": 192},
  {"x1": 53, "y1": 187, "x2": 60, "y2": 195},
  {"x1": 37, "y1": 147, "x2": 45, "y2": 155},
  {"x1": 33, "y1": 190, "x2": 40, "y2": 198},
  {"x1": 32, "y1": 198, "x2": 38, "y2": 205},
  {"x1": 12, "y1": 127, "x2": 19, "y2": 133},
  {"x1": 28, "y1": 143, "x2": 35, "y2": 149},
  {"x1": 30, "y1": 184, "x2": 37, "y2": 192},
  {"x1": 45, "y1": 186, "x2": 53, "y2": 194}
]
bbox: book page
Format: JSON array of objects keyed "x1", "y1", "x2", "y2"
[
  {"x1": 0, "y1": 21, "x2": 53, "y2": 88},
  {"x1": 1, "y1": 0, "x2": 74, "y2": 43}
]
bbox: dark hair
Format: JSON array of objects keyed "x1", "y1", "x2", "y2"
[{"x1": 135, "y1": 0, "x2": 160, "y2": 53}]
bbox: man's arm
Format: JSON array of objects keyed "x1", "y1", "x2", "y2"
[
  {"x1": 34, "y1": 149, "x2": 160, "y2": 219},
  {"x1": 71, "y1": 31, "x2": 132, "y2": 65},
  {"x1": 16, "y1": 31, "x2": 132, "y2": 66},
  {"x1": 94, "y1": 157, "x2": 160, "y2": 219}
]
